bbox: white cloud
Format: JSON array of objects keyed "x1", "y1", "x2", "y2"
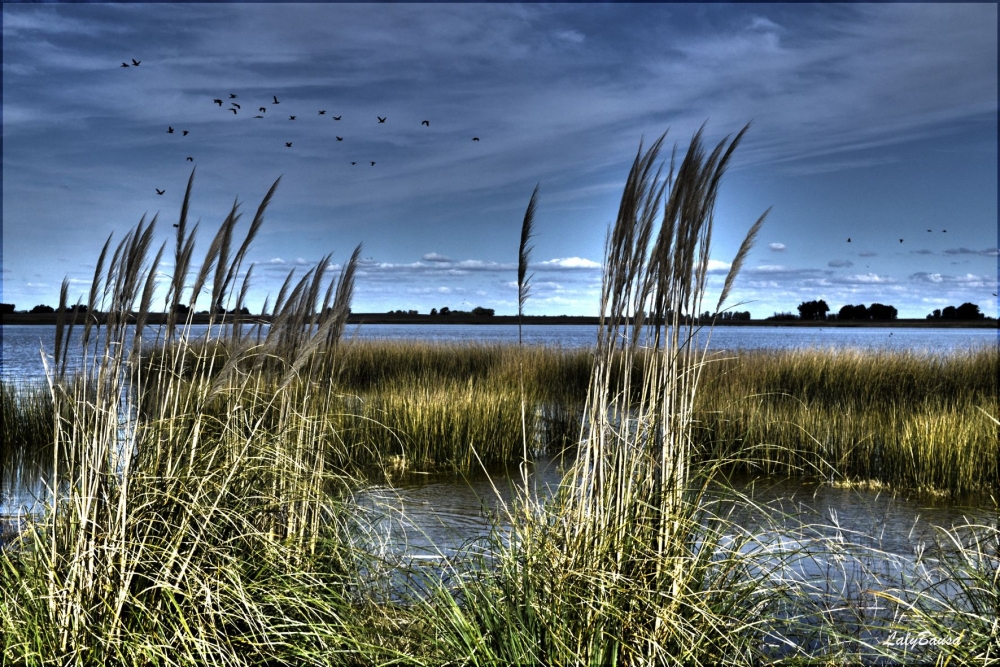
[
  {"x1": 537, "y1": 257, "x2": 601, "y2": 269},
  {"x1": 422, "y1": 252, "x2": 452, "y2": 262},
  {"x1": 828, "y1": 259, "x2": 854, "y2": 268},
  {"x1": 768, "y1": 243, "x2": 786, "y2": 251}
]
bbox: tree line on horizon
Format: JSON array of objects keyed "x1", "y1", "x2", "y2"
[
  {"x1": 764, "y1": 300, "x2": 990, "y2": 322},
  {"x1": 3, "y1": 300, "x2": 992, "y2": 322}
]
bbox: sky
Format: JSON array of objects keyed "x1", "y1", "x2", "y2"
[{"x1": 2, "y1": 3, "x2": 997, "y2": 319}]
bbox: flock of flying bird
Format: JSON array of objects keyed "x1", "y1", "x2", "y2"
[{"x1": 122, "y1": 58, "x2": 482, "y2": 197}]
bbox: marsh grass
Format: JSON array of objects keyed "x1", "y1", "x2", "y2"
[
  {"x1": 406, "y1": 125, "x2": 787, "y2": 665},
  {"x1": 694, "y1": 345, "x2": 999, "y2": 495},
  {"x1": 0, "y1": 173, "x2": 375, "y2": 665}
]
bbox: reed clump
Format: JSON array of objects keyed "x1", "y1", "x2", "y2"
[
  {"x1": 413, "y1": 125, "x2": 786, "y2": 664},
  {"x1": 1, "y1": 172, "x2": 374, "y2": 666}
]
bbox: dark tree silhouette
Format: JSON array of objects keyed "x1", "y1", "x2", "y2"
[
  {"x1": 838, "y1": 304, "x2": 869, "y2": 321},
  {"x1": 797, "y1": 300, "x2": 830, "y2": 320},
  {"x1": 868, "y1": 303, "x2": 898, "y2": 321}
]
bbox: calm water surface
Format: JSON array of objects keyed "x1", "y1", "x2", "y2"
[{"x1": 2, "y1": 323, "x2": 995, "y2": 382}]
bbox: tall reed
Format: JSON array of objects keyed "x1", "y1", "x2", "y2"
[
  {"x1": 1, "y1": 173, "x2": 368, "y2": 665},
  {"x1": 420, "y1": 125, "x2": 778, "y2": 664}
]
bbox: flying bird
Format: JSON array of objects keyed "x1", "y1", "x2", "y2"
[
  {"x1": 173, "y1": 224, "x2": 179, "y2": 228},
  {"x1": 333, "y1": 116, "x2": 342, "y2": 120},
  {"x1": 214, "y1": 99, "x2": 223, "y2": 106},
  {"x1": 186, "y1": 157, "x2": 193, "y2": 162},
  {"x1": 942, "y1": 229, "x2": 947, "y2": 232},
  {"x1": 336, "y1": 136, "x2": 343, "y2": 141},
  {"x1": 253, "y1": 115, "x2": 263, "y2": 119},
  {"x1": 899, "y1": 239, "x2": 904, "y2": 243},
  {"x1": 230, "y1": 108, "x2": 237, "y2": 114},
  {"x1": 319, "y1": 110, "x2": 326, "y2": 115},
  {"x1": 847, "y1": 238, "x2": 851, "y2": 243},
  {"x1": 131, "y1": 59, "x2": 140, "y2": 66},
  {"x1": 231, "y1": 103, "x2": 240, "y2": 109},
  {"x1": 289, "y1": 116, "x2": 296, "y2": 120},
  {"x1": 472, "y1": 137, "x2": 480, "y2": 141},
  {"x1": 927, "y1": 229, "x2": 932, "y2": 232},
  {"x1": 285, "y1": 142, "x2": 292, "y2": 147},
  {"x1": 259, "y1": 107, "x2": 266, "y2": 113},
  {"x1": 377, "y1": 116, "x2": 386, "y2": 123},
  {"x1": 121, "y1": 63, "x2": 129, "y2": 68},
  {"x1": 371, "y1": 161, "x2": 376, "y2": 166},
  {"x1": 273, "y1": 95, "x2": 280, "y2": 104},
  {"x1": 229, "y1": 94, "x2": 237, "y2": 99},
  {"x1": 351, "y1": 162, "x2": 356, "y2": 165},
  {"x1": 182, "y1": 130, "x2": 189, "y2": 136},
  {"x1": 167, "y1": 127, "x2": 174, "y2": 133},
  {"x1": 422, "y1": 120, "x2": 429, "y2": 126},
  {"x1": 156, "y1": 189, "x2": 165, "y2": 195}
]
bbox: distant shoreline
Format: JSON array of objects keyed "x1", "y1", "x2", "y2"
[{"x1": 1, "y1": 312, "x2": 996, "y2": 329}]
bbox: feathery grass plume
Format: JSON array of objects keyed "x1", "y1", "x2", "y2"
[
  {"x1": 517, "y1": 185, "x2": 540, "y2": 491},
  {"x1": 716, "y1": 209, "x2": 768, "y2": 314},
  {"x1": 53, "y1": 279, "x2": 69, "y2": 381},
  {"x1": 165, "y1": 169, "x2": 197, "y2": 339},
  {"x1": 218, "y1": 177, "x2": 280, "y2": 319},
  {"x1": 209, "y1": 199, "x2": 241, "y2": 316},
  {"x1": 517, "y1": 184, "x2": 539, "y2": 335}
]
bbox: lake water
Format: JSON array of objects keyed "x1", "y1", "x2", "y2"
[{"x1": 2, "y1": 323, "x2": 996, "y2": 382}]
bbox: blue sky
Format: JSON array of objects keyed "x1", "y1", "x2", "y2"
[{"x1": 2, "y1": 3, "x2": 997, "y2": 318}]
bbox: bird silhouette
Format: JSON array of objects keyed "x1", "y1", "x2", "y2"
[
  {"x1": 186, "y1": 157, "x2": 193, "y2": 162},
  {"x1": 351, "y1": 162, "x2": 356, "y2": 165},
  {"x1": 899, "y1": 239, "x2": 904, "y2": 243},
  {"x1": 273, "y1": 95, "x2": 280, "y2": 104},
  {"x1": 229, "y1": 94, "x2": 237, "y2": 99},
  {"x1": 422, "y1": 120, "x2": 429, "y2": 126},
  {"x1": 927, "y1": 229, "x2": 932, "y2": 232},
  {"x1": 230, "y1": 108, "x2": 237, "y2": 114},
  {"x1": 214, "y1": 99, "x2": 223, "y2": 106},
  {"x1": 121, "y1": 63, "x2": 129, "y2": 68},
  {"x1": 847, "y1": 238, "x2": 851, "y2": 242},
  {"x1": 182, "y1": 130, "x2": 189, "y2": 136},
  {"x1": 253, "y1": 115, "x2": 263, "y2": 119},
  {"x1": 336, "y1": 136, "x2": 343, "y2": 141},
  {"x1": 259, "y1": 107, "x2": 266, "y2": 113},
  {"x1": 285, "y1": 142, "x2": 292, "y2": 147},
  {"x1": 319, "y1": 110, "x2": 326, "y2": 115},
  {"x1": 167, "y1": 127, "x2": 174, "y2": 134},
  {"x1": 173, "y1": 224, "x2": 179, "y2": 228},
  {"x1": 131, "y1": 59, "x2": 140, "y2": 66},
  {"x1": 377, "y1": 116, "x2": 386, "y2": 123},
  {"x1": 472, "y1": 137, "x2": 479, "y2": 141},
  {"x1": 371, "y1": 161, "x2": 376, "y2": 166},
  {"x1": 156, "y1": 189, "x2": 165, "y2": 195},
  {"x1": 289, "y1": 116, "x2": 296, "y2": 120},
  {"x1": 333, "y1": 116, "x2": 342, "y2": 120},
  {"x1": 231, "y1": 103, "x2": 241, "y2": 109},
  {"x1": 942, "y1": 229, "x2": 947, "y2": 232}
]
